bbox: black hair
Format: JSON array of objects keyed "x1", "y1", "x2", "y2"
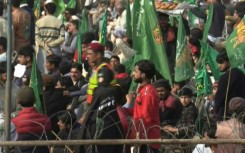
[
  {"x1": 81, "y1": 32, "x2": 96, "y2": 44},
  {"x1": 19, "y1": 100, "x2": 34, "y2": 107},
  {"x1": 18, "y1": 46, "x2": 35, "y2": 61},
  {"x1": 71, "y1": 62, "x2": 83, "y2": 72},
  {"x1": 46, "y1": 54, "x2": 61, "y2": 67},
  {"x1": 65, "y1": 8, "x2": 77, "y2": 15},
  {"x1": 58, "y1": 76, "x2": 73, "y2": 88},
  {"x1": 179, "y1": 87, "x2": 193, "y2": 97},
  {"x1": 0, "y1": 37, "x2": 7, "y2": 51},
  {"x1": 0, "y1": 0, "x2": 3, "y2": 16},
  {"x1": 26, "y1": 0, "x2": 34, "y2": 9},
  {"x1": 105, "y1": 40, "x2": 113, "y2": 51},
  {"x1": 216, "y1": 51, "x2": 229, "y2": 64},
  {"x1": 0, "y1": 61, "x2": 7, "y2": 73},
  {"x1": 189, "y1": 28, "x2": 203, "y2": 47},
  {"x1": 12, "y1": 0, "x2": 20, "y2": 7},
  {"x1": 174, "y1": 80, "x2": 186, "y2": 88},
  {"x1": 110, "y1": 55, "x2": 120, "y2": 63},
  {"x1": 235, "y1": 1, "x2": 245, "y2": 19},
  {"x1": 59, "y1": 62, "x2": 72, "y2": 76},
  {"x1": 135, "y1": 60, "x2": 156, "y2": 79},
  {"x1": 157, "y1": 12, "x2": 169, "y2": 18},
  {"x1": 126, "y1": 38, "x2": 133, "y2": 48},
  {"x1": 114, "y1": 64, "x2": 126, "y2": 74},
  {"x1": 45, "y1": 3, "x2": 56, "y2": 15},
  {"x1": 69, "y1": 19, "x2": 79, "y2": 29},
  {"x1": 153, "y1": 79, "x2": 171, "y2": 91}
]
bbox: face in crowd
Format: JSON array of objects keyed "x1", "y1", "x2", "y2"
[
  {"x1": 218, "y1": 60, "x2": 230, "y2": 72},
  {"x1": 70, "y1": 67, "x2": 82, "y2": 82},
  {"x1": 180, "y1": 95, "x2": 192, "y2": 107},
  {"x1": 132, "y1": 65, "x2": 144, "y2": 84},
  {"x1": 156, "y1": 86, "x2": 170, "y2": 101}
]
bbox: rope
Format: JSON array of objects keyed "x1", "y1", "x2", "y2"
[
  {"x1": 51, "y1": 131, "x2": 73, "y2": 153},
  {"x1": 224, "y1": 68, "x2": 232, "y2": 121}
]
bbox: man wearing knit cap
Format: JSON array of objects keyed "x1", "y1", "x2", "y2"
[
  {"x1": 12, "y1": 86, "x2": 52, "y2": 153},
  {"x1": 36, "y1": 0, "x2": 65, "y2": 73},
  {"x1": 215, "y1": 97, "x2": 245, "y2": 153},
  {"x1": 86, "y1": 41, "x2": 115, "y2": 104}
]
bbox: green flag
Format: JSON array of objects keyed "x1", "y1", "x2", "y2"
[
  {"x1": 202, "y1": 4, "x2": 213, "y2": 42},
  {"x1": 187, "y1": 10, "x2": 199, "y2": 28},
  {"x1": 200, "y1": 41, "x2": 221, "y2": 80},
  {"x1": 132, "y1": 0, "x2": 172, "y2": 85},
  {"x1": 99, "y1": 10, "x2": 108, "y2": 45},
  {"x1": 226, "y1": 16, "x2": 245, "y2": 68},
  {"x1": 126, "y1": 0, "x2": 132, "y2": 38},
  {"x1": 66, "y1": 0, "x2": 76, "y2": 8},
  {"x1": 77, "y1": 23, "x2": 82, "y2": 64},
  {"x1": 80, "y1": 9, "x2": 89, "y2": 33},
  {"x1": 175, "y1": 16, "x2": 195, "y2": 82},
  {"x1": 33, "y1": 0, "x2": 41, "y2": 19},
  {"x1": 29, "y1": 54, "x2": 44, "y2": 113},
  {"x1": 196, "y1": 65, "x2": 212, "y2": 96},
  {"x1": 54, "y1": 0, "x2": 66, "y2": 17},
  {"x1": 77, "y1": 9, "x2": 89, "y2": 64}
]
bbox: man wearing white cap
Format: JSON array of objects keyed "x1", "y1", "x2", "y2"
[{"x1": 35, "y1": 0, "x2": 65, "y2": 73}]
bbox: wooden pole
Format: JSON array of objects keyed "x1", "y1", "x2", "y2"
[
  {"x1": 1, "y1": 139, "x2": 245, "y2": 146},
  {"x1": 4, "y1": 0, "x2": 12, "y2": 152}
]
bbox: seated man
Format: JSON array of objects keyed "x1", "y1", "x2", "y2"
[
  {"x1": 12, "y1": 86, "x2": 52, "y2": 153},
  {"x1": 164, "y1": 87, "x2": 198, "y2": 139},
  {"x1": 153, "y1": 79, "x2": 182, "y2": 127}
]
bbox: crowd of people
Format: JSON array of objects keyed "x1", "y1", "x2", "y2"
[{"x1": 0, "y1": 0, "x2": 245, "y2": 153}]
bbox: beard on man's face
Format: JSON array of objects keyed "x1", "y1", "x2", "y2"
[{"x1": 134, "y1": 77, "x2": 143, "y2": 84}]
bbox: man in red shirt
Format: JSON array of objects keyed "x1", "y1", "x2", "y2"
[{"x1": 126, "y1": 59, "x2": 160, "y2": 153}]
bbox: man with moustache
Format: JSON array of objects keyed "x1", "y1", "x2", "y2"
[{"x1": 125, "y1": 60, "x2": 160, "y2": 153}]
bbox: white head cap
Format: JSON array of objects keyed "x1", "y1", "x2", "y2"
[
  {"x1": 45, "y1": 0, "x2": 55, "y2": 5},
  {"x1": 71, "y1": 15, "x2": 80, "y2": 21}
]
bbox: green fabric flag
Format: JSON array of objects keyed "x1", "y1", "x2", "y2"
[
  {"x1": 187, "y1": 10, "x2": 199, "y2": 28},
  {"x1": 99, "y1": 10, "x2": 108, "y2": 45},
  {"x1": 202, "y1": 4, "x2": 213, "y2": 42},
  {"x1": 54, "y1": 0, "x2": 66, "y2": 17},
  {"x1": 226, "y1": 16, "x2": 245, "y2": 68},
  {"x1": 77, "y1": 9, "x2": 89, "y2": 64},
  {"x1": 77, "y1": 25, "x2": 82, "y2": 64},
  {"x1": 132, "y1": 0, "x2": 172, "y2": 85},
  {"x1": 205, "y1": 42, "x2": 221, "y2": 80},
  {"x1": 80, "y1": 9, "x2": 89, "y2": 33},
  {"x1": 66, "y1": 0, "x2": 76, "y2": 8},
  {"x1": 126, "y1": 0, "x2": 132, "y2": 38},
  {"x1": 29, "y1": 54, "x2": 44, "y2": 113},
  {"x1": 196, "y1": 65, "x2": 212, "y2": 96},
  {"x1": 175, "y1": 16, "x2": 195, "y2": 82},
  {"x1": 198, "y1": 41, "x2": 221, "y2": 81},
  {"x1": 33, "y1": 0, "x2": 41, "y2": 19}
]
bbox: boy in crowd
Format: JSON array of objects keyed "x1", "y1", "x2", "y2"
[
  {"x1": 15, "y1": 46, "x2": 35, "y2": 86},
  {"x1": 164, "y1": 87, "x2": 198, "y2": 139},
  {"x1": 46, "y1": 54, "x2": 61, "y2": 83},
  {"x1": 215, "y1": 51, "x2": 245, "y2": 120}
]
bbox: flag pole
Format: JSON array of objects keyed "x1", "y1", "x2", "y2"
[{"x1": 4, "y1": 0, "x2": 12, "y2": 152}]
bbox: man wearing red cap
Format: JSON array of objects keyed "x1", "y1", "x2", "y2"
[{"x1": 86, "y1": 42, "x2": 115, "y2": 104}]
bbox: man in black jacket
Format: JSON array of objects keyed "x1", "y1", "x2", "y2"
[{"x1": 215, "y1": 51, "x2": 245, "y2": 120}]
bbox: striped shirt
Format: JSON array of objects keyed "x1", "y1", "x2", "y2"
[{"x1": 35, "y1": 15, "x2": 65, "y2": 50}]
